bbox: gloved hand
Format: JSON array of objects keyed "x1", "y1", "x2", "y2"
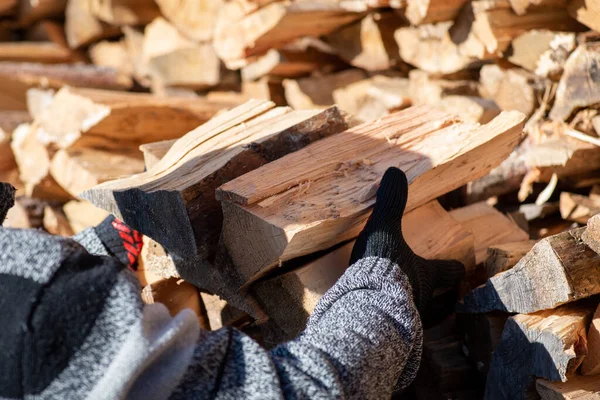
[
  {"x1": 349, "y1": 167, "x2": 465, "y2": 318},
  {"x1": 0, "y1": 183, "x2": 15, "y2": 225}
]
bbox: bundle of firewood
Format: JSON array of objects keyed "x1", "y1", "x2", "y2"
[{"x1": 2, "y1": 0, "x2": 600, "y2": 398}]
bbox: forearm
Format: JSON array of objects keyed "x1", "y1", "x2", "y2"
[
  {"x1": 168, "y1": 257, "x2": 422, "y2": 400},
  {"x1": 271, "y1": 256, "x2": 422, "y2": 399},
  {"x1": 71, "y1": 214, "x2": 422, "y2": 398},
  {"x1": 72, "y1": 226, "x2": 110, "y2": 256}
]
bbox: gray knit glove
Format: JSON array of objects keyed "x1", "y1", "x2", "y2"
[{"x1": 349, "y1": 168, "x2": 465, "y2": 316}]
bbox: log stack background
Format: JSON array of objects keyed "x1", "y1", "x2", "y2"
[{"x1": 2, "y1": 0, "x2": 600, "y2": 398}]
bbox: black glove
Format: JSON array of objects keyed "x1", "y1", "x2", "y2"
[
  {"x1": 0, "y1": 183, "x2": 15, "y2": 225},
  {"x1": 349, "y1": 167, "x2": 465, "y2": 316}
]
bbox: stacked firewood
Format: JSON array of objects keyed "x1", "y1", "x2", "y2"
[{"x1": 2, "y1": 0, "x2": 600, "y2": 398}]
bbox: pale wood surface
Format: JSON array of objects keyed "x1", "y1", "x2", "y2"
[
  {"x1": 82, "y1": 104, "x2": 348, "y2": 259},
  {"x1": 65, "y1": 0, "x2": 120, "y2": 49},
  {"x1": 155, "y1": 0, "x2": 223, "y2": 41},
  {"x1": 89, "y1": 40, "x2": 134, "y2": 88},
  {"x1": 213, "y1": 0, "x2": 363, "y2": 68},
  {"x1": 509, "y1": 30, "x2": 576, "y2": 79},
  {"x1": 218, "y1": 107, "x2": 525, "y2": 284},
  {"x1": 283, "y1": 69, "x2": 366, "y2": 109},
  {"x1": 240, "y1": 77, "x2": 287, "y2": 105},
  {"x1": 149, "y1": 99, "x2": 275, "y2": 175},
  {"x1": 139, "y1": 236, "x2": 179, "y2": 279},
  {"x1": 560, "y1": 192, "x2": 600, "y2": 224},
  {"x1": 394, "y1": 21, "x2": 490, "y2": 76},
  {"x1": 479, "y1": 65, "x2": 544, "y2": 118},
  {"x1": 199, "y1": 292, "x2": 250, "y2": 330},
  {"x1": 3, "y1": 199, "x2": 31, "y2": 229},
  {"x1": 484, "y1": 240, "x2": 537, "y2": 277},
  {"x1": 408, "y1": 70, "x2": 479, "y2": 106},
  {"x1": 537, "y1": 375, "x2": 600, "y2": 400},
  {"x1": 43, "y1": 205, "x2": 74, "y2": 236},
  {"x1": 582, "y1": 303, "x2": 600, "y2": 376},
  {"x1": 0, "y1": 42, "x2": 74, "y2": 63},
  {"x1": 252, "y1": 200, "x2": 475, "y2": 338},
  {"x1": 471, "y1": 0, "x2": 584, "y2": 55},
  {"x1": 524, "y1": 137, "x2": 600, "y2": 183},
  {"x1": 550, "y1": 43, "x2": 600, "y2": 121},
  {"x1": 241, "y1": 38, "x2": 346, "y2": 81},
  {"x1": 200, "y1": 292, "x2": 228, "y2": 331},
  {"x1": 583, "y1": 214, "x2": 600, "y2": 255},
  {"x1": 435, "y1": 95, "x2": 500, "y2": 124},
  {"x1": 449, "y1": 202, "x2": 529, "y2": 265},
  {"x1": 485, "y1": 301, "x2": 596, "y2": 399},
  {"x1": 406, "y1": 0, "x2": 470, "y2": 25},
  {"x1": 326, "y1": 12, "x2": 403, "y2": 71},
  {"x1": 568, "y1": 0, "x2": 600, "y2": 32},
  {"x1": 141, "y1": 277, "x2": 208, "y2": 329},
  {"x1": 88, "y1": 0, "x2": 160, "y2": 25},
  {"x1": 0, "y1": 62, "x2": 132, "y2": 90},
  {"x1": 139, "y1": 139, "x2": 175, "y2": 170},
  {"x1": 50, "y1": 148, "x2": 144, "y2": 197},
  {"x1": 509, "y1": 0, "x2": 567, "y2": 15},
  {"x1": 142, "y1": 17, "x2": 220, "y2": 90},
  {"x1": 122, "y1": 26, "x2": 151, "y2": 87},
  {"x1": 332, "y1": 75, "x2": 411, "y2": 123},
  {"x1": 11, "y1": 123, "x2": 52, "y2": 197},
  {"x1": 62, "y1": 200, "x2": 109, "y2": 234},
  {"x1": 34, "y1": 87, "x2": 237, "y2": 149},
  {"x1": 462, "y1": 227, "x2": 600, "y2": 313}
]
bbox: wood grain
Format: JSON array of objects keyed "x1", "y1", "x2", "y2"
[
  {"x1": 462, "y1": 227, "x2": 600, "y2": 313},
  {"x1": 484, "y1": 240, "x2": 537, "y2": 277},
  {"x1": 560, "y1": 192, "x2": 600, "y2": 224},
  {"x1": 449, "y1": 202, "x2": 529, "y2": 265},
  {"x1": 82, "y1": 104, "x2": 348, "y2": 258},
  {"x1": 550, "y1": 43, "x2": 600, "y2": 122},
  {"x1": 252, "y1": 200, "x2": 475, "y2": 338},
  {"x1": 537, "y1": 375, "x2": 600, "y2": 400},
  {"x1": 485, "y1": 301, "x2": 595, "y2": 399},
  {"x1": 34, "y1": 87, "x2": 238, "y2": 150},
  {"x1": 582, "y1": 303, "x2": 600, "y2": 375},
  {"x1": 213, "y1": 0, "x2": 363, "y2": 68},
  {"x1": 218, "y1": 107, "x2": 525, "y2": 285}
]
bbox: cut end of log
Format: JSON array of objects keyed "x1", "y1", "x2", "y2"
[
  {"x1": 462, "y1": 227, "x2": 600, "y2": 314},
  {"x1": 83, "y1": 101, "x2": 348, "y2": 258}
]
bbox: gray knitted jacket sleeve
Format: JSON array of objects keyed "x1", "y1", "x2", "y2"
[{"x1": 1, "y1": 227, "x2": 422, "y2": 400}]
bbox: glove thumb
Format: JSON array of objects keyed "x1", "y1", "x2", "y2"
[{"x1": 371, "y1": 167, "x2": 408, "y2": 222}]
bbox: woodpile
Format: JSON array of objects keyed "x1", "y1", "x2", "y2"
[{"x1": 1, "y1": 0, "x2": 600, "y2": 398}]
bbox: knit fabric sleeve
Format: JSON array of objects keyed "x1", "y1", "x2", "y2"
[
  {"x1": 0, "y1": 228, "x2": 420, "y2": 400},
  {"x1": 271, "y1": 256, "x2": 422, "y2": 399},
  {"x1": 72, "y1": 227, "x2": 111, "y2": 257},
  {"x1": 169, "y1": 256, "x2": 422, "y2": 400}
]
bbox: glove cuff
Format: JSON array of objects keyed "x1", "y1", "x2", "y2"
[{"x1": 95, "y1": 216, "x2": 143, "y2": 268}]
